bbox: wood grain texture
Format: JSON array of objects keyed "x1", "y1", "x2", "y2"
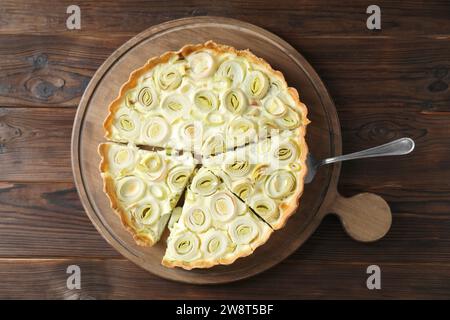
[
  {"x1": 0, "y1": 0, "x2": 449, "y2": 298},
  {"x1": 0, "y1": 108, "x2": 74, "y2": 181},
  {"x1": 0, "y1": 0, "x2": 449, "y2": 37},
  {"x1": 0, "y1": 258, "x2": 449, "y2": 299}
]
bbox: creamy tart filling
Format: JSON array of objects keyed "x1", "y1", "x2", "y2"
[
  {"x1": 203, "y1": 130, "x2": 306, "y2": 230},
  {"x1": 100, "y1": 41, "x2": 309, "y2": 269}
]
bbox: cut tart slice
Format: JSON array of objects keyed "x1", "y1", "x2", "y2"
[
  {"x1": 103, "y1": 41, "x2": 309, "y2": 155},
  {"x1": 202, "y1": 130, "x2": 307, "y2": 229},
  {"x1": 99, "y1": 142, "x2": 196, "y2": 246},
  {"x1": 162, "y1": 167, "x2": 273, "y2": 269}
]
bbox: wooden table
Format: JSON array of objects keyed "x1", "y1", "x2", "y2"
[{"x1": 0, "y1": 0, "x2": 449, "y2": 299}]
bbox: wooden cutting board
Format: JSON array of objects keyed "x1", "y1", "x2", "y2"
[{"x1": 71, "y1": 16, "x2": 392, "y2": 284}]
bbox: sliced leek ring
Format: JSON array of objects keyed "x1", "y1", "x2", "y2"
[
  {"x1": 251, "y1": 163, "x2": 269, "y2": 182},
  {"x1": 110, "y1": 146, "x2": 135, "y2": 172},
  {"x1": 201, "y1": 229, "x2": 229, "y2": 259},
  {"x1": 167, "y1": 166, "x2": 191, "y2": 192},
  {"x1": 201, "y1": 134, "x2": 226, "y2": 155},
  {"x1": 223, "y1": 89, "x2": 248, "y2": 115},
  {"x1": 194, "y1": 90, "x2": 219, "y2": 113},
  {"x1": 132, "y1": 199, "x2": 160, "y2": 226},
  {"x1": 274, "y1": 139, "x2": 300, "y2": 163},
  {"x1": 141, "y1": 116, "x2": 170, "y2": 144},
  {"x1": 232, "y1": 180, "x2": 254, "y2": 201},
  {"x1": 223, "y1": 158, "x2": 251, "y2": 178},
  {"x1": 249, "y1": 195, "x2": 279, "y2": 222},
  {"x1": 227, "y1": 117, "x2": 257, "y2": 144},
  {"x1": 216, "y1": 60, "x2": 245, "y2": 87},
  {"x1": 161, "y1": 94, "x2": 189, "y2": 116},
  {"x1": 137, "y1": 152, "x2": 167, "y2": 181},
  {"x1": 244, "y1": 71, "x2": 269, "y2": 99},
  {"x1": 170, "y1": 231, "x2": 200, "y2": 261},
  {"x1": 276, "y1": 107, "x2": 301, "y2": 130},
  {"x1": 116, "y1": 176, "x2": 146, "y2": 202},
  {"x1": 154, "y1": 63, "x2": 183, "y2": 91},
  {"x1": 264, "y1": 169, "x2": 297, "y2": 199},
  {"x1": 210, "y1": 192, "x2": 237, "y2": 222},
  {"x1": 136, "y1": 86, "x2": 158, "y2": 112},
  {"x1": 187, "y1": 51, "x2": 215, "y2": 79},
  {"x1": 263, "y1": 96, "x2": 287, "y2": 118},
  {"x1": 114, "y1": 109, "x2": 141, "y2": 139},
  {"x1": 190, "y1": 170, "x2": 219, "y2": 196},
  {"x1": 184, "y1": 206, "x2": 211, "y2": 233},
  {"x1": 228, "y1": 216, "x2": 258, "y2": 245},
  {"x1": 269, "y1": 79, "x2": 283, "y2": 94}
]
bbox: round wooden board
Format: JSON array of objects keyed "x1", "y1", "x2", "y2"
[{"x1": 72, "y1": 17, "x2": 391, "y2": 284}]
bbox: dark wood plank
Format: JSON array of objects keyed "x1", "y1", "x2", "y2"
[
  {"x1": 0, "y1": 182, "x2": 118, "y2": 257},
  {"x1": 0, "y1": 0, "x2": 449, "y2": 37},
  {"x1": 0, "y1": 108, "x2": 74, "y2": 181},
  {"x1": 0, "y1": 258, "x2": 448, "y2": 299},
  {"x1": 0, "y1": 35, "x2": 115, "y2": 108}
]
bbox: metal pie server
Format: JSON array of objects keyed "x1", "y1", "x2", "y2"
[{"x1": 305, "y1": 137, "x2": 415, "y2": 183}]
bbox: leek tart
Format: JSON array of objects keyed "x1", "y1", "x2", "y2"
[
  {"x1": 104, "y1": 41, "x2": 308, "y2": 155},
  {"x1": 203, "y1": 131, "x2": 306, "y2": 230},
  {"x1": 162, "y1": 168, "x2": 272, "y2": 269},
  {"x1": 99, "y1": 142, "x2": 196, "y2": 246},
  {"x1": 100, "y1": 41, "x2": 309, "y2": 269}
]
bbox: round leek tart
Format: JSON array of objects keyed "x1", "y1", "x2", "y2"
[{"x1": 100, "y1": 41, "x2": 309, "y2": 269}]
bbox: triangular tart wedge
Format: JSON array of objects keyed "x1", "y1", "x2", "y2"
[
  {"x1": 202, "y1": 130, "x2": 307, "y2": 230},
  {"x1": 99, "y1": 142, "x2": 196, "y2": 246},
  {"x1": 103, "y1": 41, "x2": 309, "y2": 155},
  {"x1": 162, "y1": 167, "x2": 273, "y2": 269}
]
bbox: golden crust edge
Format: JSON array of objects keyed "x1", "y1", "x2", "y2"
[
  {"x1": 98, "y1": 143, "x2": 156, "y2": 247},
  {"x1": 270, "y1": 126, "x2": 309, "y2": 230}
]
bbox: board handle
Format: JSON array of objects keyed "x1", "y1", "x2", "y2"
[{"x1": 330, "y1": 193, "x2": 392, "y2": 242}]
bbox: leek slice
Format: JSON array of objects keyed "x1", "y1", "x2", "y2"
[
  {"x1": 141, "y1": 116, "x2": 170, "y2": 144},
  {"x1": 194, "y1": 90, "x2": 219, "y2": 113},
  {"x1": 167, "y1": 166, "x2": 192, "y2": 192},
  {"x1": 244, "y1": 71, "x2": 269, "y2": 99},
  {"x1": 201, "y1": 229, "x2": 229, "y2": 259},
  {"x1": 136, "y1": 86, "x2": 158, "y2": 112},
  {"x1": 116, "y1": 176, "x2": 146, "y2": 202},
  {"x1": 228, "y1": 216, "x2": 258, "y2": 245},
  {"x1": 223, "y1": 88, "x2": 248, "y2": 115},
  {"x1": 184, "y1": 206, "x2": 211, "y2": 233},
  {"x1": 249, "y1": 195, "x2": 279, "y2": 222},
  {"x1": 210, "y1": 191, "x2": 237, "y2": 222},
  {"x1": 187, "y1": 51, "x2": 215, "y2": 79},
  {"x1": 190, "y1": 170, "x2": 219, "y2": 196},
  {"x1": 216, "y1": 60, "x2": 245, "y2": 87},
  {"x1": 264, "y1": 169, "x2": 296, "y2": 199}
]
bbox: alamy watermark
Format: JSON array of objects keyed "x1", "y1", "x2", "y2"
[
  {"x1": 366, "y1": 5, "x2": 381, "y2": 30},
  {"x1": 66, "y1": 5, "x2": 81, "y2": 30}
]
